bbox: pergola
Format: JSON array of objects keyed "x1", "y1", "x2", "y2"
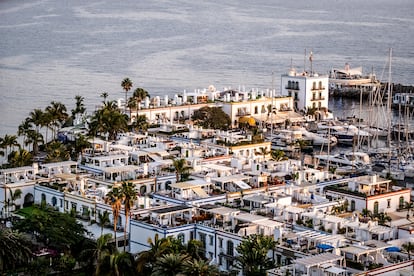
[
  {"x1": 102, "y1": 165, "x2": 141, "y2": 182},
  {"x1": 41, "y1": 161, "x2": 78, "y2": 177},
  {"x1": 294, "y1": 230, "x2": 346, "y2": 251},
  {"x1": 301, "y1": 211, "x2": 347, "y2": 234},
  {"x1": 150, "y1": 205, "x2": 193, "y2": 227},
  {"x1": 293, "y1": 252, "x2": 345, "y2": 275},
  {"x1": 344, "y1": 220, "x2": 394, "y2": 241},
  {"x1": 0, "y1": 166, "x2": 35, "y2": 184}
]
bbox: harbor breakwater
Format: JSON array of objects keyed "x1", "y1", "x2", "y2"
[{"x1": 330, "y1": 83, "x2": 414, "y2": 100}]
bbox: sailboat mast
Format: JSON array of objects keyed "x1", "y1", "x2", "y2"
[{"x1": 386, "y1": 48, "x2": 393, "y2": 175}]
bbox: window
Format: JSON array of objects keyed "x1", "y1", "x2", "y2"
[
  {"x1": 387, "y1": 199, "x2": 391, "y2": 208},
  {"x1": 254, "y1": 106, "x2": 258, "y2": 114},
  {"x1": 209, "y1": 235, "x2": 213, "y2": 245},
  {"x1": 319, "y1": 81, "x2": 323, "y2": 89},
  {"x1": 399, "y1": 196, "x2": 404, "y2": 209},
  {"x1": 218, "y1": 238, "x2": 223, "y2": 248},
  {"x1": 227, "y1": 240, "x2": 234, "y2": 256},
  {"x1": 41, "y1": 193, "x2": 46, "y2": 204},
  {"x1": 294, "y1": 81, "x2": 299, "y2": 90},
  {"x1": 166, "y1": 181, "x2": 172, "y2": 190},
  {"x1": 374, "y1": 201, "x2": 379, "y2": 215},
  {"x1": 261, "y1": 105, "x2": 266, "y2": 113},
  {"x1": 312, "y1": 82, "x2": 316, "y2": 90},
  {"x1": 140, "y1": 185, "x2": 147, "y2": 195},
  {"x1": 52, "y1": 197, "x2": 57, "y2": 207},
  {"x1": 60, "y1": 199, "x2": 63, "y2": 208},
  {"x1": 199, "y1": 233, "x2": 206, "y2": 248},
  {"x1": 351, "y1": 200, "x2": 355, "y2": 211}
]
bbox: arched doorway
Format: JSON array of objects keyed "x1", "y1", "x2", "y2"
[
  {"x1": 23, "y1": 193, "x2": 34, "y2": 208},
  {"x1": 140, "y1": 185, "x2": 147, "y2": 195}
]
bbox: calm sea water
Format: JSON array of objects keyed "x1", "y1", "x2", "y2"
[{"x1": 1, "y1": 0, "x2": 413, "y2": 137}]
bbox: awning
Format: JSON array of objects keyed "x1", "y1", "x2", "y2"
[
  {"x1": 192, "y1": 187, "x2": 208, "y2": 198},
  {"x1": 239, "y1": 116, "x2": 256, "y2": 126},
  {"x1": 233, "y1": 180, "x2": 251, "y2": 189}
]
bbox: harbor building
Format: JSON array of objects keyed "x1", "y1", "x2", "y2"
[{"x1": 280, "y1": 67, "x2": 330, "y2": 120}]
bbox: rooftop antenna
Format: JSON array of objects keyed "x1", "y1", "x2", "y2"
[
  {"x1": 309, "y1": 50, "x2": 314, "y2": 75},
  {"x1": 304, "y1": 48, "x2": 307, "y2": 74}
]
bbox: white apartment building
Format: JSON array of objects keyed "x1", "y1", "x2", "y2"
[{"x1": 280, "y1": 68, "x2": 330, "y2": 119}]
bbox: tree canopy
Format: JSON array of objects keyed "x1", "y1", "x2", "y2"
[{"x1": 192, "y1": 106, "x2": 231, "y2": 130}]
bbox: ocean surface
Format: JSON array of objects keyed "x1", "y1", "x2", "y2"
[{"x1": 1, "y1": 0, "x2": 414, "y2": 137}]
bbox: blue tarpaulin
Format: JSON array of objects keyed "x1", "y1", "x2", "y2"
[
  {"x1": 316, "y1": 244, "x2": 334, "y2": 250},
  {"x1": 385, "y1": 246, "x2": 401, "y2": 252}
]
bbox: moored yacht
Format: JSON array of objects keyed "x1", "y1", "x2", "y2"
[{"x1": 314, "y1": 151, "x2": 371, "y2": 173}]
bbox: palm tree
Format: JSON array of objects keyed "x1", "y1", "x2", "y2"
[
  {"x1": 0, "y1": 228, "x2": 32, "y2": 272},
  {"x1": 106, "y1": 187, "x2": 122, "y2": 245},
  {"x1": 28, "y1": 108, "x2": 46, "y2": 154},
  {"x1": 402, "y1": 242, "x2": 414, "y2": 260},
  {"x1": 121, "y1": 78, "x2": 133, "y2": 114},
  {"x1": 270, "y1": 149, "x2": 286, "y2": 161},
  {"x1": 72, "y1": 134, "x2": 91, "y2": 161},
  {"x1": 5, "y1": 188, "x2": 22, "y2": 218},
  {"x1": 132, "y1": 87, "x2": 150, "y2": 110},
  {"x1": 89, "y1": 101, "x2": 128, "y2": 140},
  {"x1": 45, "y1": 101, "x2": 68, "y2": 139},
  {"x1": 7, "y1": 149, "x2": 33, "y2": 168},
  {"x1": 94, "y1": 233, "x2": 117, "y2": 276},
  {"x1": 127, "y1": 97, "x2": 137, "y2": 119},
  {"x1": 24, "y1": 129, "x2": 43, "y2": 156},
  {"x1": 18, "y1": 118, "x2": 33, "y2": 151},
  {"x1": 171, "y1": 158, "x2": 192, "y2": 182},
  {"x1": 360, "y1": 208, "x2": 373, "y2": 222},
  {"x1": 71, "y1": 95, "x2": 86, "y2": 123},
  {"x1": 182, "y1": 259, "x2": 220, "y2": 276},
  {"x1": 183, "y1": 239, "x2": 203, "y2": 261},
  {"x1": 151, "y1": 253, "x2": 189, "y2": 276},
  {"x1": 100, "y1": 92, "x2": 109, "y2": 104},
  {"x1": 405, "y1": 201, "x2": 414, "y2": 218},
  {"x1": 131, "y1": 114, "x2": 148, "y2": 133},
  {"x1": 235, "y1": 234, "x2": 277, "y2": 276},
  {"x1": 98, "y1": 210, "x2": 111, "y2": 236},
  {"x1": 2, "y1": 134, "x2": 20, "y2": 158},
  {"x1": 44, "y1": 141, "x2": 70, "y2": 163},
  {"x1": 136, "y1": 234, "x2": 170, "y2": 274},
  {"x1": 375, "y1": 212, "x2": 391, "y2": 226},
  {"x1": 120, "y1": 181, "x2": 137, "y2": 252},
  {"x1": 255, "y1": 146, "x2": 270, "y2": 162},
  {"x1": 78, "y1": 233, "x2": 115, "y2": 275},
  {"x1": 105, "y1": 251, "x2": 135, "y2": 276}
]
